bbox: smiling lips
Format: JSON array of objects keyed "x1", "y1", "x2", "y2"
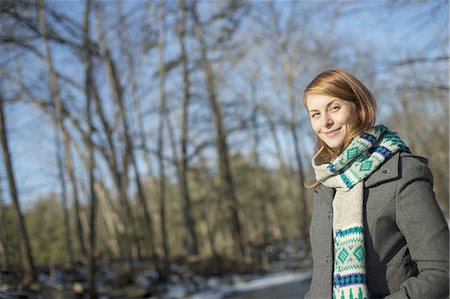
[{"x1": 323, "y1": 128, "x2": 341, "y2": 136}]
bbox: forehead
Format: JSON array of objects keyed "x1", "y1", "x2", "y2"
[{"x1": 306, "y1": 94, "x2": 343, "y2": 110}]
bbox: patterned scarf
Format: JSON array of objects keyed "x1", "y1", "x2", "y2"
[{"x1": 312, "y1": 125, "x2": 410, "y2": 299}]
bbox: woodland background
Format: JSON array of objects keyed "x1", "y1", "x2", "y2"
[{"x1": 0, "y1": 0, "x2": 448, "y2": 298}]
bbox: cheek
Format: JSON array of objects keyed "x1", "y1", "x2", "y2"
[
  {"x1": 310, "y1": 119, "x2": 320, "y2": 133},
  {"x1": 336, "y1": 111, "x2": 356, "y2": 125}
]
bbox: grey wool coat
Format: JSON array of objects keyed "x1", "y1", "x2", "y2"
[{"x1": 305, "y1": 152, "x2": 449, "y2": 298}]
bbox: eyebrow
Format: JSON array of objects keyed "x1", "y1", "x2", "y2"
[{"x1": 308, "y1": 99, "x2": 341, "y2": 113}]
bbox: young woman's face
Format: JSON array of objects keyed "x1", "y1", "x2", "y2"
[{"x1": 306, "y1": 94, "x2": 359, "y2": 150}]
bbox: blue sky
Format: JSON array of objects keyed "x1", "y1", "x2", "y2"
[{"x1": 1, "y1": 0, "x2": 448, "y2": 209}]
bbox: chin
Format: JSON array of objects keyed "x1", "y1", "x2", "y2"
[
  {"x1": 324, "y1": 140, "x2": 344, "y2": 150},
  {"x1": 320, "y1": 135, "x2": 345, "y2": 151}
]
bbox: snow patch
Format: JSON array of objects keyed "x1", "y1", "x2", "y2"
[{"x1": 186, "y1": 271, "x2": 312, "y2": 299}]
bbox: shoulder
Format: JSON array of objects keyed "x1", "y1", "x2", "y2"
[
  {"x1": 386, "y1": 151, "x2": 429, "y2": 172},
  {"x1": 398, "y1": 152, "x2": 429, "y2": 169},
  {"x1": 397, "y1": 152, "x2": 433, "y2": 186},
  {"x1": 364, "y1": 151, "x2": 431, "y2": 188}
]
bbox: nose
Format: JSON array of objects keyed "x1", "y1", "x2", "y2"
[{"x1": 322, "y1": 113, "x2": 333, "y2": 127}]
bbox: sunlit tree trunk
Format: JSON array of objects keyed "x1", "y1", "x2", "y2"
[
  {"x1": 96, "y1": 181, "x2": 122, "y2": 258},
  {"x1": 0, "y1": 96, "x2": 36, "y2": 285},
  {"x1": 66, "y1": 139, "x2": 88, "y2": 261}
]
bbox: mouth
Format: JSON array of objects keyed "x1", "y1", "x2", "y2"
[{"x1": 323, "y1": 128, "x2": 341, "y2": 136}]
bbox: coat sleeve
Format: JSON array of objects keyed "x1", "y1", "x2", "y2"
[{"x1": 385, "y1": 156, "x2": 449, "y2": 299}]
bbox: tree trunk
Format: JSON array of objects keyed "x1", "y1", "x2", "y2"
[
  {"x1": 260, "y1": 107, "x2": 287, "y2": 239},
  {"x1": 121, "y1": 2, "x2": 159, "y2": 262},
  {"x1": 0, "y1": 96, "x2": 36, "y2": 285},
  {"x1": 263, "y1": 2, "x2": 310, "y2": 254},
  {"x1": 116, "y1": 1, "x2": 160, "y2": 266},
  {"x1": 249, "y1": 84, "x2": 271, "y2": 246},
  {"x1": 280, "y1": 47, "x2": 310, "y2": 257},
  {"x1": 82, "y1": 0, "x2": 98, "y2": 297},
  {"x1": 94, "y1": 3, "x2": 138, "y2": 266},
  {"x1": 176, "y1": 0, "x2": 199, "y2": 257},
  {"x1": 37, "y1": 0, "x2": 75, "y2": 266},
  {"x1": 65, "y1": 135, "x2": 88, "y2": 261},
  {"x1": 0, "y1": 175, "x2": 9, "y2": 271},
  {"x1": 97, "y1": 183, "x2": 122, "y2": 259},
  {"x1": 191, "y1": 1, "x2": 247, "y2": 262},
  {"x1": 157, "y1": 1, "x2": 170, "y2": 280},
  {"x1": 54, "y1": 130, "x2": 75, "y2": 266}
]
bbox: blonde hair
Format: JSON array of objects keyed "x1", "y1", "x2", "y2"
[{"x1": 303, "y1": 70, "x2": 377, "y2": 188}]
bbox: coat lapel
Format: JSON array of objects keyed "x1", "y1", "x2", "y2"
[{"x1": 364, "y1": 152, "x2": 400, "y2": 188}]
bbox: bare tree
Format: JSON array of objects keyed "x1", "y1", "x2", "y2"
[
  {"x1": 156, "y1": 0, "x2": 170, "y2": 279},
  {"x1": 81, "y1": 0, "x2": 98, "y2": 296},
  {"x1": 93, "y1": 1, "x2": 142, "y2": 266},
  {"x1": 191, "y1": 0, "x2": 247, "y2": 262},
  {"x1": 0, "y1": 95, "x2": 36, "y2": 285},
  {"x1": 37, "y1": 0, "x2": 75, "y2": 267},
  {"x1": 248, "y1": 82, "x2": 271, "y2": 246},
  {"x1": 252, "y1": 2, "x2": 315, "y2": 255},
  {"x1": 114, "y1": 1, "x2": 161, "y2": 267},
  {"x1": 176, "y1": 0, "x2": 199, "y2": 257}
]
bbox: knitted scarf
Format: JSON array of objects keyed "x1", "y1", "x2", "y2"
[{"x1": 312, "y1": 125, "x2": 410, "y2": 299}]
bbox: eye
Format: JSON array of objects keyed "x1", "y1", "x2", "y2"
[
  {"x1": 311, "y1": 112, "x2": 320, "y2": 118},
  {"x1": 330, "y1": 105, "x2": 340, "y2": 112}
]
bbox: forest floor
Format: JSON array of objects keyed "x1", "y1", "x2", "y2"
[{"x1": 0, "y1": 238, "x2": 312, "y2": 298}]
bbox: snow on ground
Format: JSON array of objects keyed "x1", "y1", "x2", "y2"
[{"x1": 183, "y1": 271, "x2": 312, "y2": 299}]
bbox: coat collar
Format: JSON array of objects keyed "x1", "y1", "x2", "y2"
[
  {"x1": 315, "y1": 152, "x2": 401, "y2": 197},
  {"x1": 364, "y1": 151, "x2": 400, "y2": 188}
]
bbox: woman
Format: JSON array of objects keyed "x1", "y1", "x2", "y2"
[{"x1": 303, "y1": 70, "x2": 449, "y2": 299}]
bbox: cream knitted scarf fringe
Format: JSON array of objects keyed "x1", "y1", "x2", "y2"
[{"x1": 312, "y1": 125, "x2": 410, "y2": 299}]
